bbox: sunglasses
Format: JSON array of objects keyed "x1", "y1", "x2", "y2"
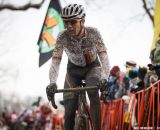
[{"x1": 64, "y1": 19, "x2": 81, "y2": 26}]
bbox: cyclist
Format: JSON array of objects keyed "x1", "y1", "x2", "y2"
[{"x1": 46, "y1": 4, "x2": 110, "y2": 130}]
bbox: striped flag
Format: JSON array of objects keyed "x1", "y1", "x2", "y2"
[{"x1": 37, "y1": 0, "x2": 64, "y2": 67}]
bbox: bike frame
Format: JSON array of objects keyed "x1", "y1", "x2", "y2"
[{"x1": 53, "y1": 83, "x2": 98, "y2": 130}]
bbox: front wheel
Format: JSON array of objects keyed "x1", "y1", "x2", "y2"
[{"x1": 74, "y1": 115, "x2": 89, "y2": 130}]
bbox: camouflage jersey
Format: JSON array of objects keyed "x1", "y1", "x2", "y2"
[{"x1": 49, "y1": 27, "x2": 110, "y2": 83}]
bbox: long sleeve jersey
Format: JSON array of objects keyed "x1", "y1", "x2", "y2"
[{"x1": 49, "y1": 27, "x2": 110, "y2": 83}]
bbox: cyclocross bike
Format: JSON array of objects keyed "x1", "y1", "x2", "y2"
[{"x1": 51, "y1": 80, "x2": 98, "y2": 130}]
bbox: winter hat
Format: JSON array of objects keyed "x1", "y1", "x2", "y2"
[{"x1": 110, "y1": 66, "x2": 120, "y2": 76}]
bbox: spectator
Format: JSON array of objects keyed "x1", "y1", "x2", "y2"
[
  {"x1": 130, "y1": 67, "x2": 147, "y2": 93},
  {"x1": 102, "y1": 66, "x2": 120, "y2": 101},
  {"x1": 128, "y1": 68, "x2": 138, "y2": 94},
  {"x1": 115, "y1": 73, "x2": 127, "y2": 99}
]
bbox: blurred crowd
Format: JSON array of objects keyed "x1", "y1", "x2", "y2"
[
  {"x1": 101, "y1": 60, "x2": 159, "y2": 102},
  {"x1": 0, "y1": 98, "x2": 64, "y2": 130}
]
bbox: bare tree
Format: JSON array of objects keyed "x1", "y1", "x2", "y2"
[
  {"x1": 0, "y1": 0, "x2": 45, "y2": 10},
  {"x1": 0, "y1": 92, "x2": 42, "y2": 113},
  {"x1": 83, "y1": 0, "x2": 155, "y2": 27},
  {"x1": 141, "y1": 0, "x2": 155, "y2": 26}
]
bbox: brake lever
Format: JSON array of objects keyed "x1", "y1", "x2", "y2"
[{"x1": 51, "y1": 90, "x2": 58, "y2": 109}]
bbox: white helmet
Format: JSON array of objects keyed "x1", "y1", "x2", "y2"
[{"x1": 61, "y1": 4, "x2": 86, "y2": 20}]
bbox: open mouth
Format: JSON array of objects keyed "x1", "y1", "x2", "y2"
[{"x1": 68, "y1": 30, "x2": 75, "y2": 35}]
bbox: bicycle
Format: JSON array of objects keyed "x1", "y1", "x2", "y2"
[{"x1": 50, "y1": 80, "x2": 99, "y2": 130}]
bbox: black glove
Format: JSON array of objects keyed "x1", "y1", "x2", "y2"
[
  {"x1": 148, "y1": 64, "x2": 154, "y2": 70},
  {"x1": 97, "y1": 79, "x2": 108, "y2": 92},
  {"x1": 46, "y1": 83, "x2": 58, "y2": 109},
  {"x1": 148, "y1": 63, "x2": 160, "y2": 70}
]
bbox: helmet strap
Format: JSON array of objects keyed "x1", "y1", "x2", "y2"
[{"x1": 76, "y1": 20, "x2": 84, "y2": 38}]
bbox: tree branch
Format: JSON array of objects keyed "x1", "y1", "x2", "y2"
[
  {"x1": 142, "y1": 0, "x2": 154, "y2": 26},
  {"x1": 0, "y1": 0, "x2": 45, "y2": 11}
]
